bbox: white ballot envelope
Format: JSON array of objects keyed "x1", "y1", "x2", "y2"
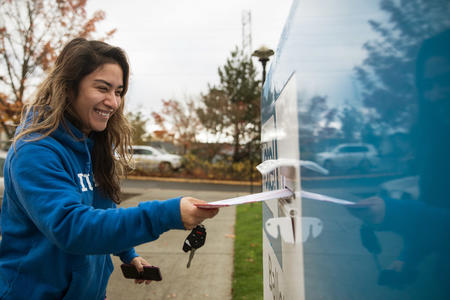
[
  {"x1": 194, "y1": 188, "x2": 294, "y2": 208},
  {"x1": 194, "y1": 188, "x2": 358, "y2": 209}
]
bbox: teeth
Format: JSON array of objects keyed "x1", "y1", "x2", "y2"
[{"x1": 95, "y1": 109, "x2": 111, "y2": 118}]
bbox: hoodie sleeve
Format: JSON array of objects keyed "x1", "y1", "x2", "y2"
[
  {"x1": 114, "y1": 248, "x2": 139, "y2": 264},
  {"x1": 9, "y1": 143, "x2": 185, "y2": 255}
]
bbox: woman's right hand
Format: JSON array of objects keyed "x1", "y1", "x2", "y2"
[
  {"x1": 348, "y1": 196, "x2": 386, "y2": 225},
  {"x1": 180, "y1": 197, "x2": 219, "y2": 229}
]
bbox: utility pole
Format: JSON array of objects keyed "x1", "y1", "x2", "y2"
[
  {"x1": 242, "y1": 9, "x2": 255, "y2": 193},
  {"x1": 241, "y1": 10, "x2": 252, "y2": 58}
]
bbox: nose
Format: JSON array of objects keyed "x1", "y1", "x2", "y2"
[{"x1": 104, "y1": 90, "x2": 120, "y2": 110}]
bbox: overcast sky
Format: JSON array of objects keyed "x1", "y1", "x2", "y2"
[{"x1": 86, "y1": 0, "x2": 293, "y2": 115}]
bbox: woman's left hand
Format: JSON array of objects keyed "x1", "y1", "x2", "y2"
[{"x1": 130, "y1": 256, "x2": 152, "y2": 285}]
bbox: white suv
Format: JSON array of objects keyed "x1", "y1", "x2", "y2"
[
  {"x1": 315, "y1": 143, "x2": 379, "y2": 174},
  {"x1": 131, "y1": 145, "x2": 182, "y2": 173}
]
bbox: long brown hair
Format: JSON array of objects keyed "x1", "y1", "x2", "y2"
[{"x1": 13, "y1": 38, "x2": 132, "y2": 204}]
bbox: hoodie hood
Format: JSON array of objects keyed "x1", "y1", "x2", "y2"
[
  {"x1": 15, "y1": 111, "x2": 94, "y2": 174},
  {"x1": 53, "y1": 119, "x2": 94, "y2": 155}
]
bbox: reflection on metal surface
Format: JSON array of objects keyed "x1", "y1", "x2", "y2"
[
  {"x1": 314, "y1": 143, "x2": 379, "y2": 175},
  {"x1": 261, "y1": 0, "x2": 450, "y2": 298},
  {"x1": 256, "y1": 159, "x2": 328, "y2": 175},
  {"x1": 260, "y1": 128, "x2": 287, "y2": 143},
  {"x1": 300, "y1": 190, "x2": 354, "y2": 206},
  {"x1": 265, "y1": 216, "x2": 323, "y2": 244}
]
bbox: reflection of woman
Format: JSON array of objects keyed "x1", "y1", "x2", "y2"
[
  {"x1": 350, "y1": 29, "x2": 450, "y2": 292},
  {"x1": 0, "y1": 38, "x2": 218, "y2": 299},
  {"x1": 415, "y1": 29, "x2": 450, "y2": 209}
]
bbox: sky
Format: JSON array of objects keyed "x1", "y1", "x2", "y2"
[{"x1": 86, "y1": 0, "x2": 293, "y2": 116}]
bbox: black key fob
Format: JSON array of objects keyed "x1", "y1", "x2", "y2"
[{"x1": 182, "y1": 224, "x2": 206, "y2": 252}]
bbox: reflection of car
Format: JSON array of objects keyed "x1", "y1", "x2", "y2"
[
  {"x1": 315, "y1": 143, "x2": 379, "y2": 174},
  {"x1": 131, "y1": 145, "x2": 182, "y2": 173}
]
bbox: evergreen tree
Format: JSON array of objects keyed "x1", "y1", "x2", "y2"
[{"x1": 197, "y1": 47, "x2": 261, "y2": 162}]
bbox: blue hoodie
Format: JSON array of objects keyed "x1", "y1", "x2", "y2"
[{"x1": 0, "y1": 120, "x2": 184, "y2": 299}]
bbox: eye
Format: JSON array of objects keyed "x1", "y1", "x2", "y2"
[
  {"x1": 97, "y1": 86, "x2": 108, "y2": 92},
  {"x1": 115, "y1": 90, "x2": 122, "y2": 97}
]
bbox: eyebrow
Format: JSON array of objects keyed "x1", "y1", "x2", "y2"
[{"x1": 94, "y1": 79, "x2": 124, "y2": 90}]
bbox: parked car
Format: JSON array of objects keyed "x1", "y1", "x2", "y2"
[
  {"x1": 131, "y1": 145, "x2": 182, "y2": 173},
  {"x1": 315, "y1": 143, "x2": 379, "y2": 174}
]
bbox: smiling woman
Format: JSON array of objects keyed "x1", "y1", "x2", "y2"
[
  {"x1": 0, "y1": 38, "x2": 218, "y2": 299},
  {"x1": 14, "y1": 38, "x2": 131, "y2": 204}
]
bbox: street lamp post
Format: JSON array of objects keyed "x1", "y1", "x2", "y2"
[
  {"x1": 252, "y1": 45, "x2": 274, "y2": 84},
  {"x1": 248, "y1": 46, "x2": 274, "y2": 193}
]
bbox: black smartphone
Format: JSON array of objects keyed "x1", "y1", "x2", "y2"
[{"x1": 120, "y1": 263, "x2": 162, "y2": 281}]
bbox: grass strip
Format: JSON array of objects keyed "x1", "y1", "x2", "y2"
[{"x1": 232, "y1": 202, "x2": 263, "y2": 299}]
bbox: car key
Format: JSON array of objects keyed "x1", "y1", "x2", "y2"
[
  {"x1": 186, "y1": 248, "x2": 196, "y2": 268},
  {"x1": 183, "y1": 224, "x2": 206, "y2": 268}
]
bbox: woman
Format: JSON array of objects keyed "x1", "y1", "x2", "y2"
[{"x1": 0, "y1": 38, "x2": 218, "y2": 299}]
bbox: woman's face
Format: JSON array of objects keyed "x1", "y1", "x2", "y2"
[{"x1": 72, "y1": 63, "x2": 124, "y2": 134}]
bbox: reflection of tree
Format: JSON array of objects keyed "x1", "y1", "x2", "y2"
[
  {"x1": 300, "y1": 95, "x2": 328, "y2": 130},
  {"x1": 298, "y1": 95, "x2": 339, "y2": 157},
  {"x1": 299, "y1": 94, "x2": 373, "y2": 155},
  {"x1": 340, "y1": 105, "x2": 364, "y2": 142},
  {"x1": 355, "y1": 0, "x2": 450, "y2": 132}
]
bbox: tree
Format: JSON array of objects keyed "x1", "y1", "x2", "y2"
[
  {"x1": 0, "y1": 0, "x2": 115, "y2": 138},
  {"x1": 197, "y1": 47, "x2": 261, "y2": 162},
  {"x1": 152, "y1": 99, "x2": 202, "y2": 154},
  {"x1": 0, "y1": 91, "x2": 21, "y2": 139},
  {"x1": 126, "y1": 110, "x2": 151, "y2": 145}
]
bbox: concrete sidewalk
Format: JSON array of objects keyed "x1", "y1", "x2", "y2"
[{"x1": 106, "y1": 187, "x2": 249, "y2": 300}]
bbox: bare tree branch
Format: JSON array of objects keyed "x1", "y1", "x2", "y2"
[{"x1": 0, "y1": 0, "x2": 115, "y2": 138}]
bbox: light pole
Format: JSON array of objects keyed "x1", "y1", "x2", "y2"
[
  {"x1": 249, "y1": 46, "x2": 274, "y2": 193},
  {"x1": 252, "y1": 45, "x2": 274, "y2": 84}
]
